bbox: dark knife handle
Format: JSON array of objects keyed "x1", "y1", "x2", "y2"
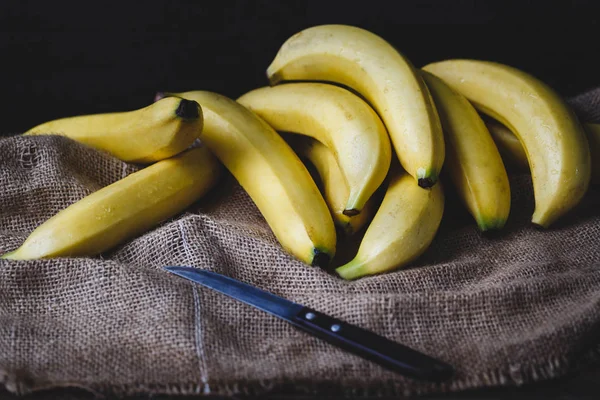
[{"x1": 291, "y1": 307, "x2": 454, "y2": 382}]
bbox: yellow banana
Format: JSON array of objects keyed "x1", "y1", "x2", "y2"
[
  {"x1": 157, "y1": 91, "x2": 336, "y2": 267},
  {"x1": 423, "y1": 59, "x2": 591, "y2": 228},
  {"x1": 486, "y1": 119, "x2": 600, "y2": 184},
  {"x1": 2, "y1": 145, "x2": 221, "y2": 260},
  {"x1": 335, "y1": 167, "x2": 444, "y2": 280},
  {"x1": 237, "y1": 82, "x2": 391, "y2": 214},
  {"x1": 421, "y1": 70, "x2": 510, "y2": 231},
  {"x1": 266, "y1": 24, "x2": 445, "y2": 188},
  {"x1": 284, "y1": 134, "x2": 378, "y2": 235},
  {"x1": 24, "y1": 97, "x2": 202, "y2": 163}
]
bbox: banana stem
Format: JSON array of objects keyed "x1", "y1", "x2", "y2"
[{"x1": 311, "y1": 249, "x2": 331, "y2": 268}]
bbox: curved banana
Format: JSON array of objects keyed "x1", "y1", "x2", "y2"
[
  {"x1": 237, "y1": 82, "x2": 391, "y2": 214},
  {"x1": 24, "y1": 97, "x2": 203, "y2": 163},
  {"x1": 2, "y1": 145, "x2": 221, "y2": 260},
  {"x1": 423, "y1": 59, "x2": 591, "y2": 228},
  {"x1": 583, "y1": 123, "x2": 600, "y2": 184},
  {"x1": 284, "y1": 134, "x2": 378, "y2": 235},
  {"x1": 157, "y1": 91, "x2": 336, "y2": 267},
  {"x1": 335, "y1": 167, "x2": 444, "y2": 280},
  {"x1": 487, "y1": 119, "x2": 600, "y2": 185},
  {"x1": 421, "y1": 71, "x2": 510, "y2": 231},
  {"x1": 266, "y1": 24, "x2": 445, "y2": 188},
  {"x1": 483, "y1": 118, "x2": 530, "y2": 171}
]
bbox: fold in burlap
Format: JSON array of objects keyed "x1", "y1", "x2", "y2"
[{"x1": 1, "y1": 90, "x2": 600, "y2": 398}]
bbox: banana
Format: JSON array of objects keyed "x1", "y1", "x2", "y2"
[
  {"x1": 266, "y1": 24, "x2": 445, "y2": 188},
  {"x1": 335, "y1": 167, "x2": 444, "y2": 280},
  {"x1": 2, "y1": 145, "x2": 221, "y2": 260},
  {"x1": 156, "y1": 91, "x2": 336, "y2": 267},
  {"x1": 237, "y1": 82, "x2": 391, "y2": 214},
  {"x1": 483, "y1": 118, "x2": 530, "y2": 171},
  {"x1": 24, "y1": 97, "x2": 202, "y2": 163},
  {"x1": 421, "y1": 70, "x2": 510, "y2": 231},
  {"x1": 583, "y1": 123, "x2": 600, "y2": 184},
  {"x1": 486, "y1": 118, "x2": 600, "y2": 184},
  {"x1": 284, "y1": 134, "x2": 378, "y2": 235},
  {"x1": 423, "y1": 59, "x2": 591, "y2": 228}
]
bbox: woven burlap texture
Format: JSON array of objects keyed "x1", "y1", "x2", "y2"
[{"x1": 1, "y1": 89, "x2": 600, "y2": 398}]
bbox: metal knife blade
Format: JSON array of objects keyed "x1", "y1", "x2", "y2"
[
  {"x1": 164, "y1": 266, "x2": 454, "y2": 382},
  {"x1": 165, "y1": 266, "x2": 304, "y2": 321}
]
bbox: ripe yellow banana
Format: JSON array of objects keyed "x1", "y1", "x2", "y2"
[
  {"x1": 284, "y1": 134, "x2": 378, "y2": 235},
  {"x1": 266, "y1": 24, "x2": 445, "y2": 188},
  {"x1": 237, "y1": 82, "x2": 391, "y2": 214},
  {"x1": 24, "y1": 97, "x2": 203, "y2": 163},
  {"x1": 157, "y1": 91, "x2": 336, "y2": 267},
  {"x1": 2, "y1": 145, "x2": 221, "y2": 260},
  {"x1": 423, "y1": 59, "x2": 591, "y2": 228},
  {"x1": 421, "y1": 70, "x2": 510, "y2": 231},
  {"x1": 486, "y1": 118, "x2": 600, "y2": 185},
  {"x1": 335, "y1": 167, "x2": 444, "y2": 280}
]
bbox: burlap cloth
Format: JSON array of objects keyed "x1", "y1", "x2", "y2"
[{"x1": 1, "y1": 89, "x2": 600, "y2": 399}]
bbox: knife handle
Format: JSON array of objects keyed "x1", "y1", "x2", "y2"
[{"x1": 291, "y1": 307, "x2": 454, "y2": 382}]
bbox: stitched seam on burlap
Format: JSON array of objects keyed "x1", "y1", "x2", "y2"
[
  {"x1": 178, "y1": 220, "x2": 211, "y2": 394},
  {"x1": 192, "y1": 287, "x2": 211, "y2": 394}
]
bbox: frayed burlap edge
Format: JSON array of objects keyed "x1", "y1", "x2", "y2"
[{"x1": 3, "y1": 346, "x2": 599, "y2": 398}]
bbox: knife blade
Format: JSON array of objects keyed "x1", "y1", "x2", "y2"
[{"x1": 164, "y1": 266, "x2": 454, "y2": 382}]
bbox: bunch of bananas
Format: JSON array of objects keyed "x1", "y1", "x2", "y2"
[{"x1": 4, "y1": 25, "x2": 598, "y2": 281}]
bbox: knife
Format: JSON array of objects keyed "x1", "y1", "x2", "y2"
[{"x1": 163, "y1": 266, "x2": 454, "y2": 382}]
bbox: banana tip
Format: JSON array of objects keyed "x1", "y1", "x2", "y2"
[
  {"x1": 478, "y1": 218, "x2": 507, "y2": 235},
  {"x1": 268, "y1": 72, "x2": 282, "y2": 86},
  {"x1": 175, "y1": 99, "x2": 201, "y2": 120},
  {"x1": 531, "y1": 221, "x2": 549, "y2": 230},
  {"x1": 418, "y1": 177, "x2": 435, "y2": 189},
  {"x1": 311, "y1": 249, "x2": 331, "y2": 268},
  {"x1": 335, "y1": 261, "x2": 367, "y2": 280},
  {"x1": 342, "y1": 208, "x2": 360, "y2": 217},
  {"x1": 531, "y1": 210, "x2": 554, "y2": 229},
  {"x1": 1, "y1": 250, "x2": 17, "y2": 260}
]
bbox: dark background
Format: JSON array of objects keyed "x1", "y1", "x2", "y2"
[{"x1": 1, "y1": 0, "x2": 600, "y2": 135}]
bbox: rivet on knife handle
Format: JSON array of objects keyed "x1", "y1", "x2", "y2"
[{"x1": 292, "y1": 307, "x2": 454, "y2": 382}]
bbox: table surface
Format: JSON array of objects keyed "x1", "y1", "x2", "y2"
[{"x1": 2, "y1": 365, "x2": 599, "y2": 400}]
